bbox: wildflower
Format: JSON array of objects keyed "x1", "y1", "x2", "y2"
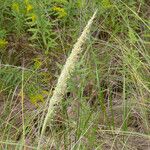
[
  {"x1": 101, "y1": 0, "x2": 112, "y2": 8},
  {"x1": 26, "y1": 4, "x2": 33, "y2": 13},
  {"x1": 30, "y1": 94, "x2": 44, "y2": 104},
  {"x1": 24, "y1": 0, "x2": 29, "y2": 5},
  {"x1": 31, "y1": 13, "x2": 37, "y2": 22},
  {"x1": 0, "y1": 39, "x2": 8, "y2": 48},
  {"x1": 12, "y1": 2, "x2": 19, "y2": 12},
  {"x1": 52, "y1": 6, "x2": 67, "y2": 18},
  {"x1": 33, "y1": 58, "x2": 42, "y2": 69}
]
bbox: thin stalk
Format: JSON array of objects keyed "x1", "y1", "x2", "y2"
[{"x1": 37, "y1": 10, "x2": 97, "y2": 149}]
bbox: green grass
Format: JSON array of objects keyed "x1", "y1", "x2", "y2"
[{"x1": 0, "y1": 0, "x2": 150, "y2": 149}]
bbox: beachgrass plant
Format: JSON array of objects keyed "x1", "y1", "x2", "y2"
[
  {"x1": 0, "y1": 1, "x2": 150, "y2": 149},
  {"x1": 38, "y1": 10, "x2": 97, "y2": 148}
]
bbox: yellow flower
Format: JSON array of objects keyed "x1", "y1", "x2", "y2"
[
  {"x1": 12, "y1": 2, "x2": 19, "y2": 12},
  {"x1": 26, "y1": 4, "x2": 33, "y2": 13},
  {"x1": 52, "y1": 6, "x2": 67, "y2": 18},
  {"x1": 24, "y1": 0, "x2": 29, "y2": 5},
  {"x1": 33, "y1": 59, "x2": 42, "y2": 69},
  {"x1": 102, "y1": 0, "x2": 112, "y2": 9},
  {"x1": 30, "y1": 94, "x2": 44, "y2": 104},
  {"x1": 0, "y1": 39, "x2": 8, "y2": 48},
  {"x1": 31, "y1": 13, "x2": 37, "y2": 22}
]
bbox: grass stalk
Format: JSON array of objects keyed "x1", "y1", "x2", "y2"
[{"x1": 37, "y1": 10, "x2": 97, "y2": 149}]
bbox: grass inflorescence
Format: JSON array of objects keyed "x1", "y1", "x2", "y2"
[{"x1": 0, "y1": 0, "x2": 150, "y2": 149}]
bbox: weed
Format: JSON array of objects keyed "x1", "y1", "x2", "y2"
[{"x1": 0, "y1": 0, "x2": 150, "y2": 149}]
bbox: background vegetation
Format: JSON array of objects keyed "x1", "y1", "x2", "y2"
[{"x1": 0, "y1": 0, "x2": 150, "y2": 149}]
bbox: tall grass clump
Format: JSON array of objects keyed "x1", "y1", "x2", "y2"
[
  {"x1": 0, "y1": 0, "x2": 150, "y2": 149},
  {"x1": 38, "y1": 10, "x2": 97, "y2": 148}
]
